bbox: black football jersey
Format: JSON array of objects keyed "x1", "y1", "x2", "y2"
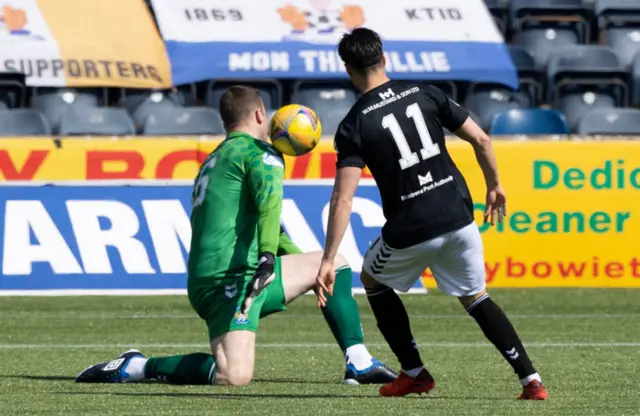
[{"x1": 335, "y1": 80, "x2": 475, "y2": 249}]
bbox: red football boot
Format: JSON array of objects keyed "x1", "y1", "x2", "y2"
[
  {"x1": 379, "y1": 368, "x2": 435, "y2": 397},
  {"x1": 518, "y1": 380, "x2": 548, "y2": 400}
]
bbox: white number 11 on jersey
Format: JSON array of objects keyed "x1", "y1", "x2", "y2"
[{"x1": 381, "y1": 103, "x2": 441, "y2": 170}]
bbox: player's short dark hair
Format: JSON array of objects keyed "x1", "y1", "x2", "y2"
[
  {"x1": 338, "y1": 27, "x2": 384, "y2": 74},
  {"x1": 219, "y1": 85, "x2": 264, "y2": 130}
]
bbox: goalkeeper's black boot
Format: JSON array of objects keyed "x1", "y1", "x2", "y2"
[
  {"x1": 75, "y1": 349, "x2": 144, "y2": 383},
  {"x1": 344, "y1": 358, "x2": 398, "y2": 385}
]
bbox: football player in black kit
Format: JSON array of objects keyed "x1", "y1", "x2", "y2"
[{"x1": 314, "y1": 27, "x2": 547, "y2": 400}]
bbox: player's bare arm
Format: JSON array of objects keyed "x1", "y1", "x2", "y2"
[
  {"x1": 454, "y1": 117, "x2": 507, "y2": 226},
  {"x1": 316, "y1": 166, "x2": 362, "y2": 307}
]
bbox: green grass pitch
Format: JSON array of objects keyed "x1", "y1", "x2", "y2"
[{"x1": 1, "y1": 289, "x2": 639, "y2": 415}]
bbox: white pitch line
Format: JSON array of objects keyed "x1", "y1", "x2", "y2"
[{"x1": 0, "y1": 342, "x2": 639, "y2": 350}]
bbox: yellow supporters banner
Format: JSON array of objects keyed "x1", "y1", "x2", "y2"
[{"x1": 1, "y1": 0, "x2": 171, "y2": 88}]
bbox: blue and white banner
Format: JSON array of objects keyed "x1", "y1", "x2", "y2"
[
  {"x1": 0, "y1": 181, "x2": 423, "y2": 294},
  {"x1": 151, "y1": 0, "x2": 518, "y2": 88}
]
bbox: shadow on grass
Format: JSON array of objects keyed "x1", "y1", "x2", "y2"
[
  {"x1": 4, "y1": 374, "x2": 511, "y2": 401},
  {"x1": 1, "y1": 375, "x2": 75, "y2": 381},
  {"x1": 253, "y1": 377, "x2": 335, "y2": 385},
  {"x1": 1, "y1": 374, "x2": 333, "y2": 385},
  {"x1": 58, "y1": 391, "x2": 375, "y2": 400},
  {"x1": 57, "y1": 391, "x2": 510, "y2": 401}
]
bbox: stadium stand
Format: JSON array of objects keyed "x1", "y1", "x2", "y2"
[
  {"x1": 121, "y1": 89, "x2": 184, "y2": 115},
  {"x1": 205, "y1": 81, "x2": 283, "y2": 112},
  {"x1": 604, "y1": 27, "x2": 640, "y2": 68},
  {"x1": 595, "y1": 0, "x2": 640, "y2": 31},
  {"x1": 633, "y1": 55, "x2": 640, "y2": 105},
  {"x1": 291, "y1": 82, "x2": 359, "y2": 136},
  {"x1": 485, "y1": 0, "x2": 510, "y2": 34},
  {"x1": 142, "y1": 107, "x2": 225, "y2": 136},
  {"x1": 558, "y1": 90, "x2": 617, "y2": 132},
  {"x1": 34, "y1": 87, "x2": 109, "y2": 106},
  {"x1": 123, "y1": 91, "x2": 184, "y2": 133},
  {"x1": 510, "y1": 0, "x2": 593, "y2": 41},
  {"x1": 0, "y1": 109, "x2": 51, "y2": 136},
  {"x1": 577, "y1": 107, "x2": 640, "y2": 134},
  {"x1": 508, "y1": 45, "x2": 543, "y2": 105},
  {"x1": 2, "y1": 0, "x2": 640, "y2": 136},
  {"x1": 59, "y1": 108, "x2": 136, "y2": 136},
  {"x1": 546, "y1": 45, "x2": 626, "y2": 103},
  {"x1": 0, "y1": 74, "x2": 26, "y2": 109},
  {"x1": 464, "y1": 88, "x2": 526, "y2": 132},
  {"x1": 33, "y1": 89, "x2": 101, "y2": 134},
  {"x1": 429, "y1": 81, "x2": 459, "y2": 101}
]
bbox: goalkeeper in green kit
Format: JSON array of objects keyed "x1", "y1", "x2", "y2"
[{"x1": 76, "y1": 86, "x2": 397, "y2": 386}]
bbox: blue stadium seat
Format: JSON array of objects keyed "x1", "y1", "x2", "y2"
[
  {"x1": 596, "y1": 0, "x2": 640, "y2": 29},
  {"x1": 508, "y1": 46, "x2": 543, "y2": 104},
  {"x1": 632, "y1": 54, "x2": 640, "y2": 105},
  {"x1": 33, "y1": 89, "x2": 99, "y2": 134},
  {"x1": 206, "y1": 80, "x2": 282, "y2": 111},
  {"x1": 557, "y1": 90, "x2": 617, "y2": 132},
  {"x1": 490, "y1": 109, "x2": 570, "y2": 135},
  {"x1": 511, "y1": 0, "x2": 592, "y2": 43},
  {"x1": 513, "y1": 28, "x2": 581, "y2": 69},
  {"x1": 59, "y1": 108, "x2": 135, "y2": 136},
  {"x1": 577, "y1": 108, "x2": 640, "y2": 134},
  {"x1": 546, "y1": 45, "x2": 627, "y2": 103},
  {"x1": 0, "y1": 109, "x2": 51, "y2": 136},
  {"x1": 143, "y1": 107, "x2": 225, "y2": 135},
  {"x1": 464, "y1": 88, "x2": 526, "y2": 132},
  {"x1": 0, "y1": 101, "x2": 7, "y2": 110},
  {"x1": 605, "y1": 27, "x2": 640, "y2": 68},
  {"x1": 291, "y1": 82, "x2": 358, "y2": 136}
]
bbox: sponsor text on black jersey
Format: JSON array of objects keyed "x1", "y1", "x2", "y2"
[{"x1": 334, "y1": 80, "x2": 475, "y2": 249}]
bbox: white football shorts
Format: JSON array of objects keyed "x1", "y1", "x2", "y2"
[{"x1": 362, "y1": 222, "x2": 486, "y2": 297}]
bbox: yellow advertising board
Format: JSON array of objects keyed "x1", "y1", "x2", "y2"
[
  {"x1": 421, "y1": 140, "x2": 640, "y2": 288},
  {"x1": 1, "y1": 137, "x2": 639, "y2": 288},
  {"x1": 0, "y1": 138, "x2": 368, "y2": 181}
]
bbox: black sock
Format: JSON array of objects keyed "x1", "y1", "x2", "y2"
[
  {"x1": 366, "y1": 286, "x2": 423, "y2": 371},
  {"x1": 467, "y1": 294, "x2": 536, "y2": 379}
]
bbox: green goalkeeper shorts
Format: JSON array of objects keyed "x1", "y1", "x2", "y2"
[{"x1": 187, "y1": 258, "x2": 287, "y2": 341}]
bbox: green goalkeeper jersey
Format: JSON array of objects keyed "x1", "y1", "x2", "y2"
[{"x1": 188, "y1": 131, "x2": 285, "y2": 281}]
